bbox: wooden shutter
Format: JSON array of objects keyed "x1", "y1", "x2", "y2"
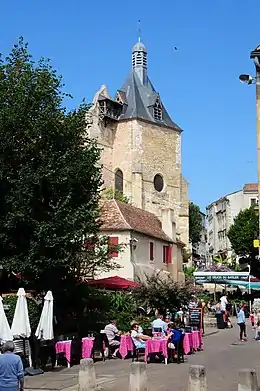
[
  {"x1": 108, "y1": 236, "x2": 119, "y2": 258},
  {"x1": 167, "y1": 245, "x2": 172, "y2": 264}
]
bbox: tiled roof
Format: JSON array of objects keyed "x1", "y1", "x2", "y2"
[
  {"x1": 243, "y1": 183, "x2": 258, "y2": 192},
  {"x1": 99, "y1": 200, "x2": 173, "y2": 243}
]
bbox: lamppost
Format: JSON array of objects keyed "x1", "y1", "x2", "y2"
[{"x1": 239, "y1": 45, "x2": 260, "y2": 312}]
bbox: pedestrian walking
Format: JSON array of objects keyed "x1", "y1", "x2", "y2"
[
  {"x1": 0, "y1": 341, "x2": 24, "y2": 391},
  {"x1": 237, "y1": 305, "x2": 247, "y2": 342}
]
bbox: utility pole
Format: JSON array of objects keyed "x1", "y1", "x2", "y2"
[
  {"x1": 239, "y1": 46, "x2": 260, "y2": 311},
  {"x1": 250, "y1": 47, "x2": 260, "y2": 264}
]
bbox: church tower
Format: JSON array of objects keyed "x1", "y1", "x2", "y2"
[{"x1": 87, "y1": 39, "x2": 189, "y2": 281}]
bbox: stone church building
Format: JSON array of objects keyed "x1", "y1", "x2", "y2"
[{"x1": 86, "y1": 39, "x2": 189, "y2": 281}]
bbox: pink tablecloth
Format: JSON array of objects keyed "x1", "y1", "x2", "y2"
[
  {"x1": 55, "y1": 340, "x2": 72, "y2": 363},
  {"x1": 183, "y1": 333, "x2": 192, "y2": 354},
  {"x1": 192, "y1": 331, "x2": 200, "y2": 350},
  {"x1": 145, "y1": 339, "x2": 168, "y2": 361},
  {"x1": 183, "y1": 331, "x2": 203, "y2": 354},
  {"x1": 119, "y1": 336, "x2": 134, "y2": 359},
  {"x1": 82, "y1": 337, "x2": 94, "y2": 359}
]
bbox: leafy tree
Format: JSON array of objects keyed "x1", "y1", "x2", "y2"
[
  {"x1": 0, "y1": 39, "x2": 118, "y2": 292},
  {"x1": 183, "y1": 266, "x2": 196, "y2": 279},
  {"x1": 189, "y1": 202, "x2": 203, "y2": 245},
  {"x1": 101, "y1": 187, "x2": 130, "y2": 204},
  {"x1": 228, "y1": 206, "x2": 259, "y2": 276},
  {"x1": 228, "y1": 207, "x2": 258, "y2": 258},
  {"x1": 182, "y1": 247, "x2": 192, "y2": 263}
]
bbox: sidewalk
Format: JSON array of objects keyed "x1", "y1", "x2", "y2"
[{"x1": 25, "y1": 326, "x2": 219, "y2": 391}]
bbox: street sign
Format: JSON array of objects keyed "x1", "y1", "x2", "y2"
[{"x1": 254, "y1": 239, "x2": 260, "y2": 248}]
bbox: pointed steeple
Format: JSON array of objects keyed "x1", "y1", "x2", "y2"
[
  {"x1": 115, "y1": 39, "x2": 182, "y2": 131},
  {"x1": 132, "y1": 39, "x2": 147, "y2": 85}
]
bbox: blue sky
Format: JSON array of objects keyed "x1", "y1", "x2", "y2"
[{"x1": 1, "y1": 0, "x2": 259, "y2": 210}]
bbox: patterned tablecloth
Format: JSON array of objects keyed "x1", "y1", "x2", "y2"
[
  {"x1": 183, "y1": 331, "x2": 203, "y2": 355},
  {"x1": 55, "y1": 340, "x2": 72, "y2": 363},
  {"x1": 119, "y1": 335, "x2": 134, "y2": 359},
  {"x1": 82, "y1": 337, "x2": 95, "y2": 359},
  {"x1": 145, "y1": 339, "x2": 168, "y2": 361}
]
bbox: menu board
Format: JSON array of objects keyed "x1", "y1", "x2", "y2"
[{"x1": 189, "y1": 308, "x2": 202, "y2": 328}]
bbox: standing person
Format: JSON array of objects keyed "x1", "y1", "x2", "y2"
[
  {"x1": 220, "y1": 294, "x2": 228, "y2": 311},
  {"x1": 250, "y1": 311, "x2": 255, "y2": 328},
  {"x1": 237, "y1": 305, "x2": 247, "y2": 342},
  {"x1": 0, "y1": 341, "x2": 24, "y2": 391},
  {"x1": 254, "y1": 311, "x2": 260, "y2": 339}
]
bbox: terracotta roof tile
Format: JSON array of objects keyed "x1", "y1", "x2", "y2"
[
  {"x1": 99, "y1": 200, "x2": 173, "y2": 243},
  {"x1": 243, "y1": 183, "x2": 258, "y2": 192}
]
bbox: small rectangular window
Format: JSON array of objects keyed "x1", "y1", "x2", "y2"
[
  {"x1": 163, "y1": 245, "x2": 168, "y2": 263},
  {"x1": 108, "y1": 236, "x2": 119, "y2": 258},
  {"x1": 149, "y1": 242, "x2": 154, "y2": 261},
  {"x1": 250, "y1": 198, "x2": 258, "y2": 206}
]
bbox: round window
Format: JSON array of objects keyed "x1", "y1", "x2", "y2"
[{"x1": 153, "y1": 174, "x2": 164, "y2": 192}]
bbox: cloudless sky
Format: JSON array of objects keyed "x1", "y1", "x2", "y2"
[{"x1": 0, "y1": 0, "x2": 259, "y2": 210}]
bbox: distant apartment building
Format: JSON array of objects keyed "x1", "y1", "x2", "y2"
[
  {"x1": 206, "y1": 183, "x2": 258, "y2": 260},
  {"x1": 192, "y1": 212, "x2": 208, "y2": 266}
]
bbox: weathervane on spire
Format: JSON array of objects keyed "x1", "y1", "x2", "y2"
[{"x1": 138, "y1": 20, "x2": 141, "y2": 43}]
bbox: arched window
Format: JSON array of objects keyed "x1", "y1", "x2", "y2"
[
  {"x1": 153, "y1": 97, "x2": 162, "y2": 121},
  {"x1": 115, "y1": 169, "x2": 123, "y2": 193}
]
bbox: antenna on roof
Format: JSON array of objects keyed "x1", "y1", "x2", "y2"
[{"x1": 138, "y1": 20, "x2": 141, "y2": 42}]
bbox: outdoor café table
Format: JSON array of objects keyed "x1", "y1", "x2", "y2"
[
  {"x1": 192, "y1": 331, "x2": 201, "y2": 350},
  {"x1": 119, "y1": 335, "x2": 134, "y2": 359},
  {"x1": 145, "y1": 338, "x2": 168, "y2": 365},
  {"x1": 82, "y1": 337, "x2": 94, "y2": 359},
  {"x1": 55, "y1": 340, "x2": 72, "y2": 368},
  {"x1": 183, "y1": 333, "x2": 192, "y2": 355}
]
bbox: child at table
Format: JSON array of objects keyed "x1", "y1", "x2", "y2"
[{"x1": 131, "y1": 323, "x2": 151, "y2": 349}]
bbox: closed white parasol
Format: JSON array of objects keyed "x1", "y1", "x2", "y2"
[
  {"x1": 0, "y1": 296, "x2": 13, "y2": 341},
  {"x1": 11, "y1": 288, "x2": 31, "y2": 338},
  {"x1": 35, "y1": 291, "x2": 54, "y2": 340}
]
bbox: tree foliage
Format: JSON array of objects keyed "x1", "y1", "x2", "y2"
[
  {"x1": 132, "y1": 273, "x2": 198, "y2": 315},
  {"x1": 228, "y1": 207, "x2": 258, "y2": 258},
  {"x1": 189, "y1": 202, "x2": 203, "y2": 245},
  {"x1": 101, "y1": 187, "x2": 130, "y2": 204},
  {"x1": 0, "y1": 39, "x2": 118, "y2": 292}
]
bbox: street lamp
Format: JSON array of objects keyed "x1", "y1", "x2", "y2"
[{"x1": 239, "y1": 45, "x2": 260, "y2": 312}]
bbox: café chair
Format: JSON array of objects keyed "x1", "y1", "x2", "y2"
[
  {"x1": 70, "y1": 337, "x2": 82, "y2": 366},
  {"x1": 168, "y1": 333, "x2": 185, "y2": 364},
  {"x1": 91, "y1": 333, "x2": 109, "y2": 362},
  {"x1": 152, "y1": 327, "x2": 162, "y2": 333},
  {"x1": 132, "y1": 346, "x2": 145, "y2": 362}
]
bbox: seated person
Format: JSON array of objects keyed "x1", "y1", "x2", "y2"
[
  {"x1": 167, "y1": 324, "x2": 175, "y2": 349},
  {"x1": 130, "y1": 320, "x2": 143, "y2": 334},
  {"x1": 165, "y1": 315, "x2": 171, "y2": 327},
  {"x1": 131, "y1": 323, "x2": 151, "y2": 349},
  {"x1": 104, "y1": 320, "x2": 121, "y2": 358},
  {"x1": 167, "y1": 323, "x2": 182, "y2": 343},
  {"x1": 151, "y1": 314, "x2": 167, "y2": 335}
]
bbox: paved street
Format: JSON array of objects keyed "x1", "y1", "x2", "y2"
[{"x1": 25, "y1": 325, "x2": 260, "y2": 391}]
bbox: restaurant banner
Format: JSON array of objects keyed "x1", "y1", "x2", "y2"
[{"x1": 193, "y1": 272, "x2": 249, "y2": 284}]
